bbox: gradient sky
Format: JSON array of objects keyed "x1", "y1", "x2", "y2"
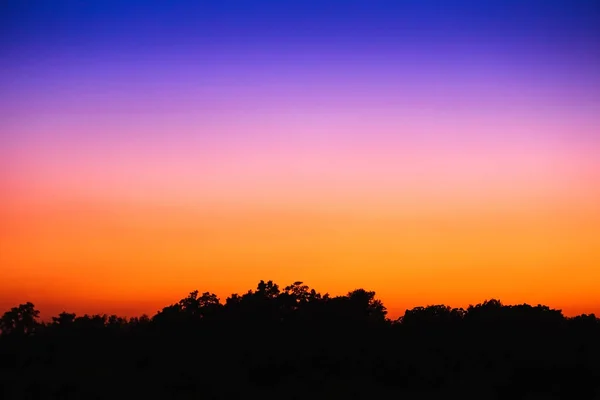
[{"x1": 1, "y1": 0, "x2": 599, "y2": 319}]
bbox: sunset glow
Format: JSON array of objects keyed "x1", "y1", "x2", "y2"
[{"x1": 1, "y1": 1, "x2": 599, "y2": 319}]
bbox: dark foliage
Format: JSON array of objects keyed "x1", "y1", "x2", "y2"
[{"x1": 1, "y1": 280, "x2": 599, "y2": 399}]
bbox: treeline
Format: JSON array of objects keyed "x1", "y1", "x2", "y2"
[{"x1": 1, "y1": 280, "x2": 599, "y2": 399}]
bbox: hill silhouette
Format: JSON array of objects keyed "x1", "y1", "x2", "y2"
[{"x1": 1, "y1": 280, "x2": 599, "y2": 399}]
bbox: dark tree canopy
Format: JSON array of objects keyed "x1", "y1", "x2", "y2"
[
  {"x1": 0, "y1": 302, "x2": 40, "y2": 336},
  {"x1": 1, "y1": 280, "x2": 599, "y2": 399}
]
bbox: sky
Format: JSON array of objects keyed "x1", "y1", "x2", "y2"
[{"x1": 1, "y1": 0, "x2": 599, "y2": 319}]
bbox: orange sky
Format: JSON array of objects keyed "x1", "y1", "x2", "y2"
[{"x1": 2, "y1": 186, "x2": 599, "y2": 320}]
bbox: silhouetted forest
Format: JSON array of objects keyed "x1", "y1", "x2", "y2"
[{"x1": 1, "y1": 280, "x2": 599, "y2": 399}]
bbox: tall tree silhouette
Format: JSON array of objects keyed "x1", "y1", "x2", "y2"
[{"x1": 0, "y1": 302, "x2": 40, "y2": 336}]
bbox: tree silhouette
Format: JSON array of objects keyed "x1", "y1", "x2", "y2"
[
  {"x1": 0, "y1": 302, "x2": 40, "y2": 336},
  {"x1": 401, "y1": 304, "x2": 465, "y2": 328},
  {"x1": 51, "y1": 312, "x2": 76, "y2": 327},
  {"x1": 346, "y1": 288, "x2": 387, "y2": 322},
  {"x1": 1, "y1": 281, "x2": 599, "y2": 399}
]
